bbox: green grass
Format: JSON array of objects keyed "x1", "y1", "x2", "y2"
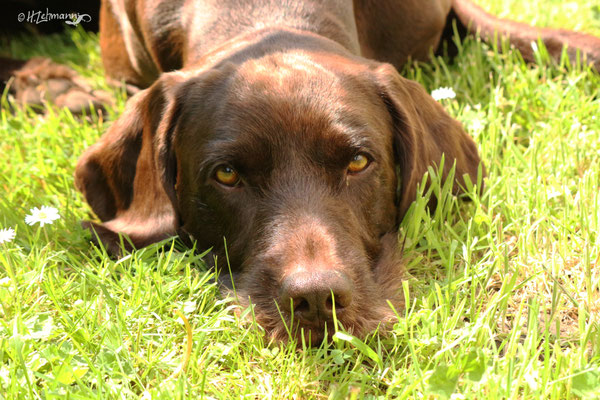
[
  {"x1": 475, "y1": 0, "x2": 600, "y2": 36},
  {"x1": 1, "y1": 1, "x2": 600, "y2": 398}
]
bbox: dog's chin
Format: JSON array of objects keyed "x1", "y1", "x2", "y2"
[{"x1": 230, "y1": 292, "x2": 401, "y2": 347}]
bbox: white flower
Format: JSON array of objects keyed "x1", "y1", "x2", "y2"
[
  {"x1": 531, "y1": 41, "x2": 539, "y2": 54},
  {"x1": 431, "y1": 87, "x2": 456, "y2": 101},
  {"x1": 0, "y1": 228, "x2": 15, "y2": 244},
  {"x1": 25, "y1": 206, "x2": 60, "y2": 227},
  {"x1": 470, "y1": 118, "x2": 485, "y2": 133},
  {"x1": 571, "y1": 119, "x2": 582, "y2": 131}
]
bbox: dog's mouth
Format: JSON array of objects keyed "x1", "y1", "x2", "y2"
[
  {"x1": 287, "y1": 321, "x2": 334, "y2": 346},
  {"x1": 227, "y1": 286, "x2": 402, "y2": 346},
  {"x1": 280, "y1": 297, "x2": 350, "y2": 345},
  {"x1": 212, "y1": 232, "x2": 405, "y2": 345}
]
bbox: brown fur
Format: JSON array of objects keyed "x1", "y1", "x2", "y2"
[
  {"x1": 68, "y1": 0, "x2": 596, "y2": 344},
  {"x1": 3, "y1": 57, "x2": 111, "y2": 113}
]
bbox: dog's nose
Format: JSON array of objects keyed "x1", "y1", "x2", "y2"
[{"x1": 279, "y1": 270, "x2": 353, "y2": 323}]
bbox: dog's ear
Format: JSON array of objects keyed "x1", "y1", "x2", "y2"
[
  {"x1": 373, "y1": 64, "x2": 483, "y2": 219},
  {"x1": 75, "y1": 73, "x2": 184, "y2": 255}
]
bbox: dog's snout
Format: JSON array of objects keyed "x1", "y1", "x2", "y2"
[{"x1": 279, "y1": 270, "x2": 353, "y2": 323}]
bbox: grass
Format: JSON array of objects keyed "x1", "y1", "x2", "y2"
[{"x1": 1, "y1": 0, "x2": 599, "y2": 398}]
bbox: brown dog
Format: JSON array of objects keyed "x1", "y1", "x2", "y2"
[{"x1": 68, "y1": 0, "x2": 600, "y2": 343}]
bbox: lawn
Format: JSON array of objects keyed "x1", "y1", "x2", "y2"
[{"x1": 1, "y1": 1, "x2": 600, "y2": 398}]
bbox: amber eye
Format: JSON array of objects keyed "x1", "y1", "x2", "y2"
[
  {"x1": 215, "y1": 166, "x2": 240, "y2": 187},
  {"x1": 347, "y1": 153, "x2": 370, "y2": 174}
]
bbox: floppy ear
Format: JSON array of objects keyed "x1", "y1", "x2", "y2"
[
  {"x1": 75, "y1": 73, "x2": 184, "y2": 255},
  {"x1": 374, "y1": 64, "x2": 483, "y2": 219}
]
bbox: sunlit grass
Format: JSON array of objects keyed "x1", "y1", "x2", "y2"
[{"x1": 1, "y1": 1, "x2": 599, "y2": 398}]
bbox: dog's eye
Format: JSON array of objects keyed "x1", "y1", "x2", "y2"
[
  {"x1": 347, "y1": 153, "x2": 370, "y2": 174},
  {"x1": 215, "y1": 166, "x2": 240, "y2": 187}
]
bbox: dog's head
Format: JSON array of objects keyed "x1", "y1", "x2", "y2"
[{"x1": 75, "y1": 50, "x2": 481, "y2": 344}]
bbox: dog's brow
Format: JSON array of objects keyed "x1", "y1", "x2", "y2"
[
  {"x1": 199, "y1": 142, "x2": 241, "y2": 169},
  {"x1": 332, "y1": 119, "x2": 377, "y2": 152}
]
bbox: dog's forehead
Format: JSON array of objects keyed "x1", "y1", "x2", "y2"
[
  {"x1": 236, "y1": 52, "x2": 343, "y2": 90},
  {"x1": 228, "y1": 51, "x2": 384, "y2": 111},
  {"x1": 212, "y1": 66, "x2": 388, "y2": 170},
  {"x1": 178, "y1": 52, "x2": 393, "y2": 176},
  {"x1": 217, "y1": 52, "x2": 388, "y2": 142}
]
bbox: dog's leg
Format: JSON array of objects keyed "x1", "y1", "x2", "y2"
[
  {"x1": 451, "y1": 0, "x2": 600, "y2": 70},
  {"x1": 2, "y1": 56, "x2": 112, "y2": 114},
  {"x1": 1, "y1": 0, "x2": 153, "y2": 115}
]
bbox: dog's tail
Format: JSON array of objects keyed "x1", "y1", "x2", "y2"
[{"x1": 451, "y1": 0, "x2": 600, "y2": 71}]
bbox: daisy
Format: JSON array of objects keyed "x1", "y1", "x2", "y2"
[
  {"x1": 25, "y1": 206, "x2": 60, "y2": 227},
  {"x1": 431, "y1": 87, "x2": 456, "y2": 101},
  {"x1": 470, "y1": 118, "x2": 485, "y2": 133},
  {"x1": 531, "y1": 41, "x2": 539, "y2": 54},
  {"x1": 0, "y1": 227, "x2": 15, "y2": 244}
]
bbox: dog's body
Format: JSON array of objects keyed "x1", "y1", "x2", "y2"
[
  {"x1": 98, "y1": 0, "x2": 453, "y2": 88},
  {"x1": 97, "y1": 0, "x2": 600, "y2": 89},
  {"x1": 33, "y1": 0, "x2": 596, "y2": 343}
]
